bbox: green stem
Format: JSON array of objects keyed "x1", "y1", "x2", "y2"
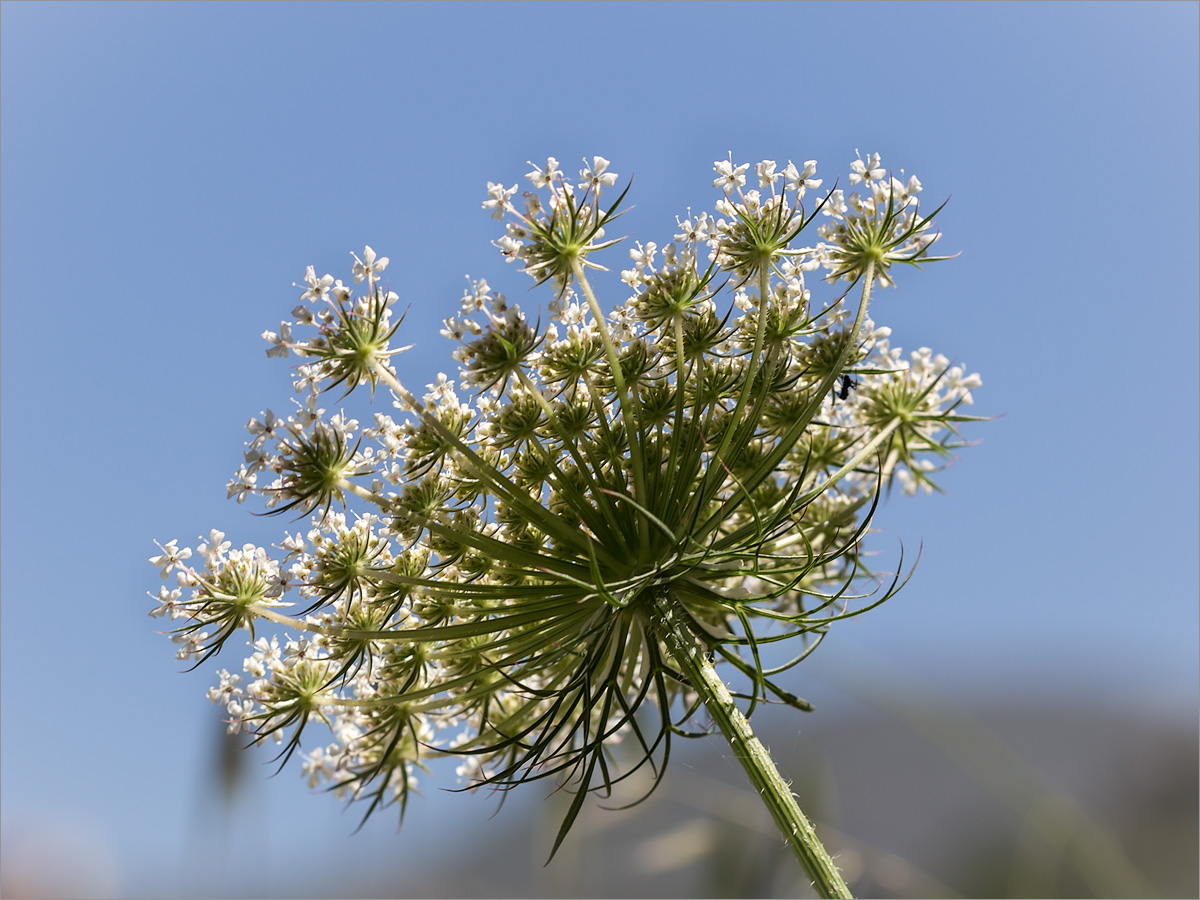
[
  {"x1": 648, "y1": 591, "x2": 854, "y2": 899},
  {"x1": 838, "y1": 258, "x2": 875, "y2": 377},
  {"x1": 705, "y1": 265, "x2": 774, "y2": 475},
  {"x1": 570, "y1": 261, "x2": 647, "y2": 492},
  {"x1": 570, "y1": 260, "x2": 649, "y2": 557},
  {"x1": 796, "y1": 416, "x2": 902, "y2": 507}
]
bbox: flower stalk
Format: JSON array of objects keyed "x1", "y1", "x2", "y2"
[{"x1": 648, "y1": 589, "x2": 853, "y2": 899}]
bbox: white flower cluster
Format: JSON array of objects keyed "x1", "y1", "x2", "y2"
[{"x1": 150, "y1": 153, "x2": 983, "y2": 829}]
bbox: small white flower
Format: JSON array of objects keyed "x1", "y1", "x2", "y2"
[
  {"x1": 207, "y1": 669, "x2": 243, "y2": 704},
  {"x1": 755, "y1": 160, "x2": 780, "y2": 188},
  {"x1": 579, "y1": 156, "x2": 618, "y2": 192},
  {"x1": 675, "y1": 210, "x2": 713, "y2": 244},
  {"x1": 494, "y1": 234, "x2": 523, "y2": 263},
  {"x1": 197, "y1": 529, "x2": 231, "y2": 565},
  {"x1": 849, "y1": 151, "x2": 884, "y2": 185},
  {"x1": 262, "y1": 321, "x2": 292, "y2": 358},
  {"x1": 283, "y1": 637, "x2": 312, "y2": 666},
  {"x1": 482, "y1": 182, "x2": 517, "y2": 220},
  {"x1": 150, "y1": 539, "x2": 191, "y2": 579},
  {"x1": 629, "y1": 241, "x2": 657, "y2": 271},
  {"x1": 227, "y1": 465, "x2": 256, "y2": 502},
  {"x1": 246, "y1": 408, "x2": 286, "y2": 450},
  {"x1": 525, "y1": 157, "x2": 560, "y2": 188},
  {"x1": 173, "y1": 630, "x2": 209, "y2": 662},
  {"x1": 297, "y1": 266, "x2": 334, "y2": 303},
  {"x1": 713, "y1": 157, "x2": 749, "y2": 195},
  {"x1": 351, "y1": 246, "x2": 389, "y2": 284},
  {"x1": 248, "y1": 635, "x2": 282, "y2": 673},
  {"x1": 280, "y1": 532, "x2": 306, "y2": 559},
  {"x1": 148, "y1": 584, "x2": 184, "y2": 619},
  {"x1": 461, "y1": 278, "x2": 491, "y2": 314},
  {"x1": 423, "y1": 373, "x2": 457, "y2": 406},
  {"x1": 783, "y1": 160, "x2": 821, "y2": 196}
]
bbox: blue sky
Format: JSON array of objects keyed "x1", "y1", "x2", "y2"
[{"x1": 2, "y1": 2, "x2": 1197, "y2": 897}]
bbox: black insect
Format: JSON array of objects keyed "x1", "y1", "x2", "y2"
[{"x1": 836, "y1": 374, "x2": 859, "y2": 401}]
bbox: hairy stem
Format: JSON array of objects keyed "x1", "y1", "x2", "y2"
[{"x1": 648, "y1": 591, "x2": 854, "y2": 899}]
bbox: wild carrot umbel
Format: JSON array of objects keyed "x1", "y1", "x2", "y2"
[{"x1": 151, "y1": 154, "x2": 983, "y2": 898}]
